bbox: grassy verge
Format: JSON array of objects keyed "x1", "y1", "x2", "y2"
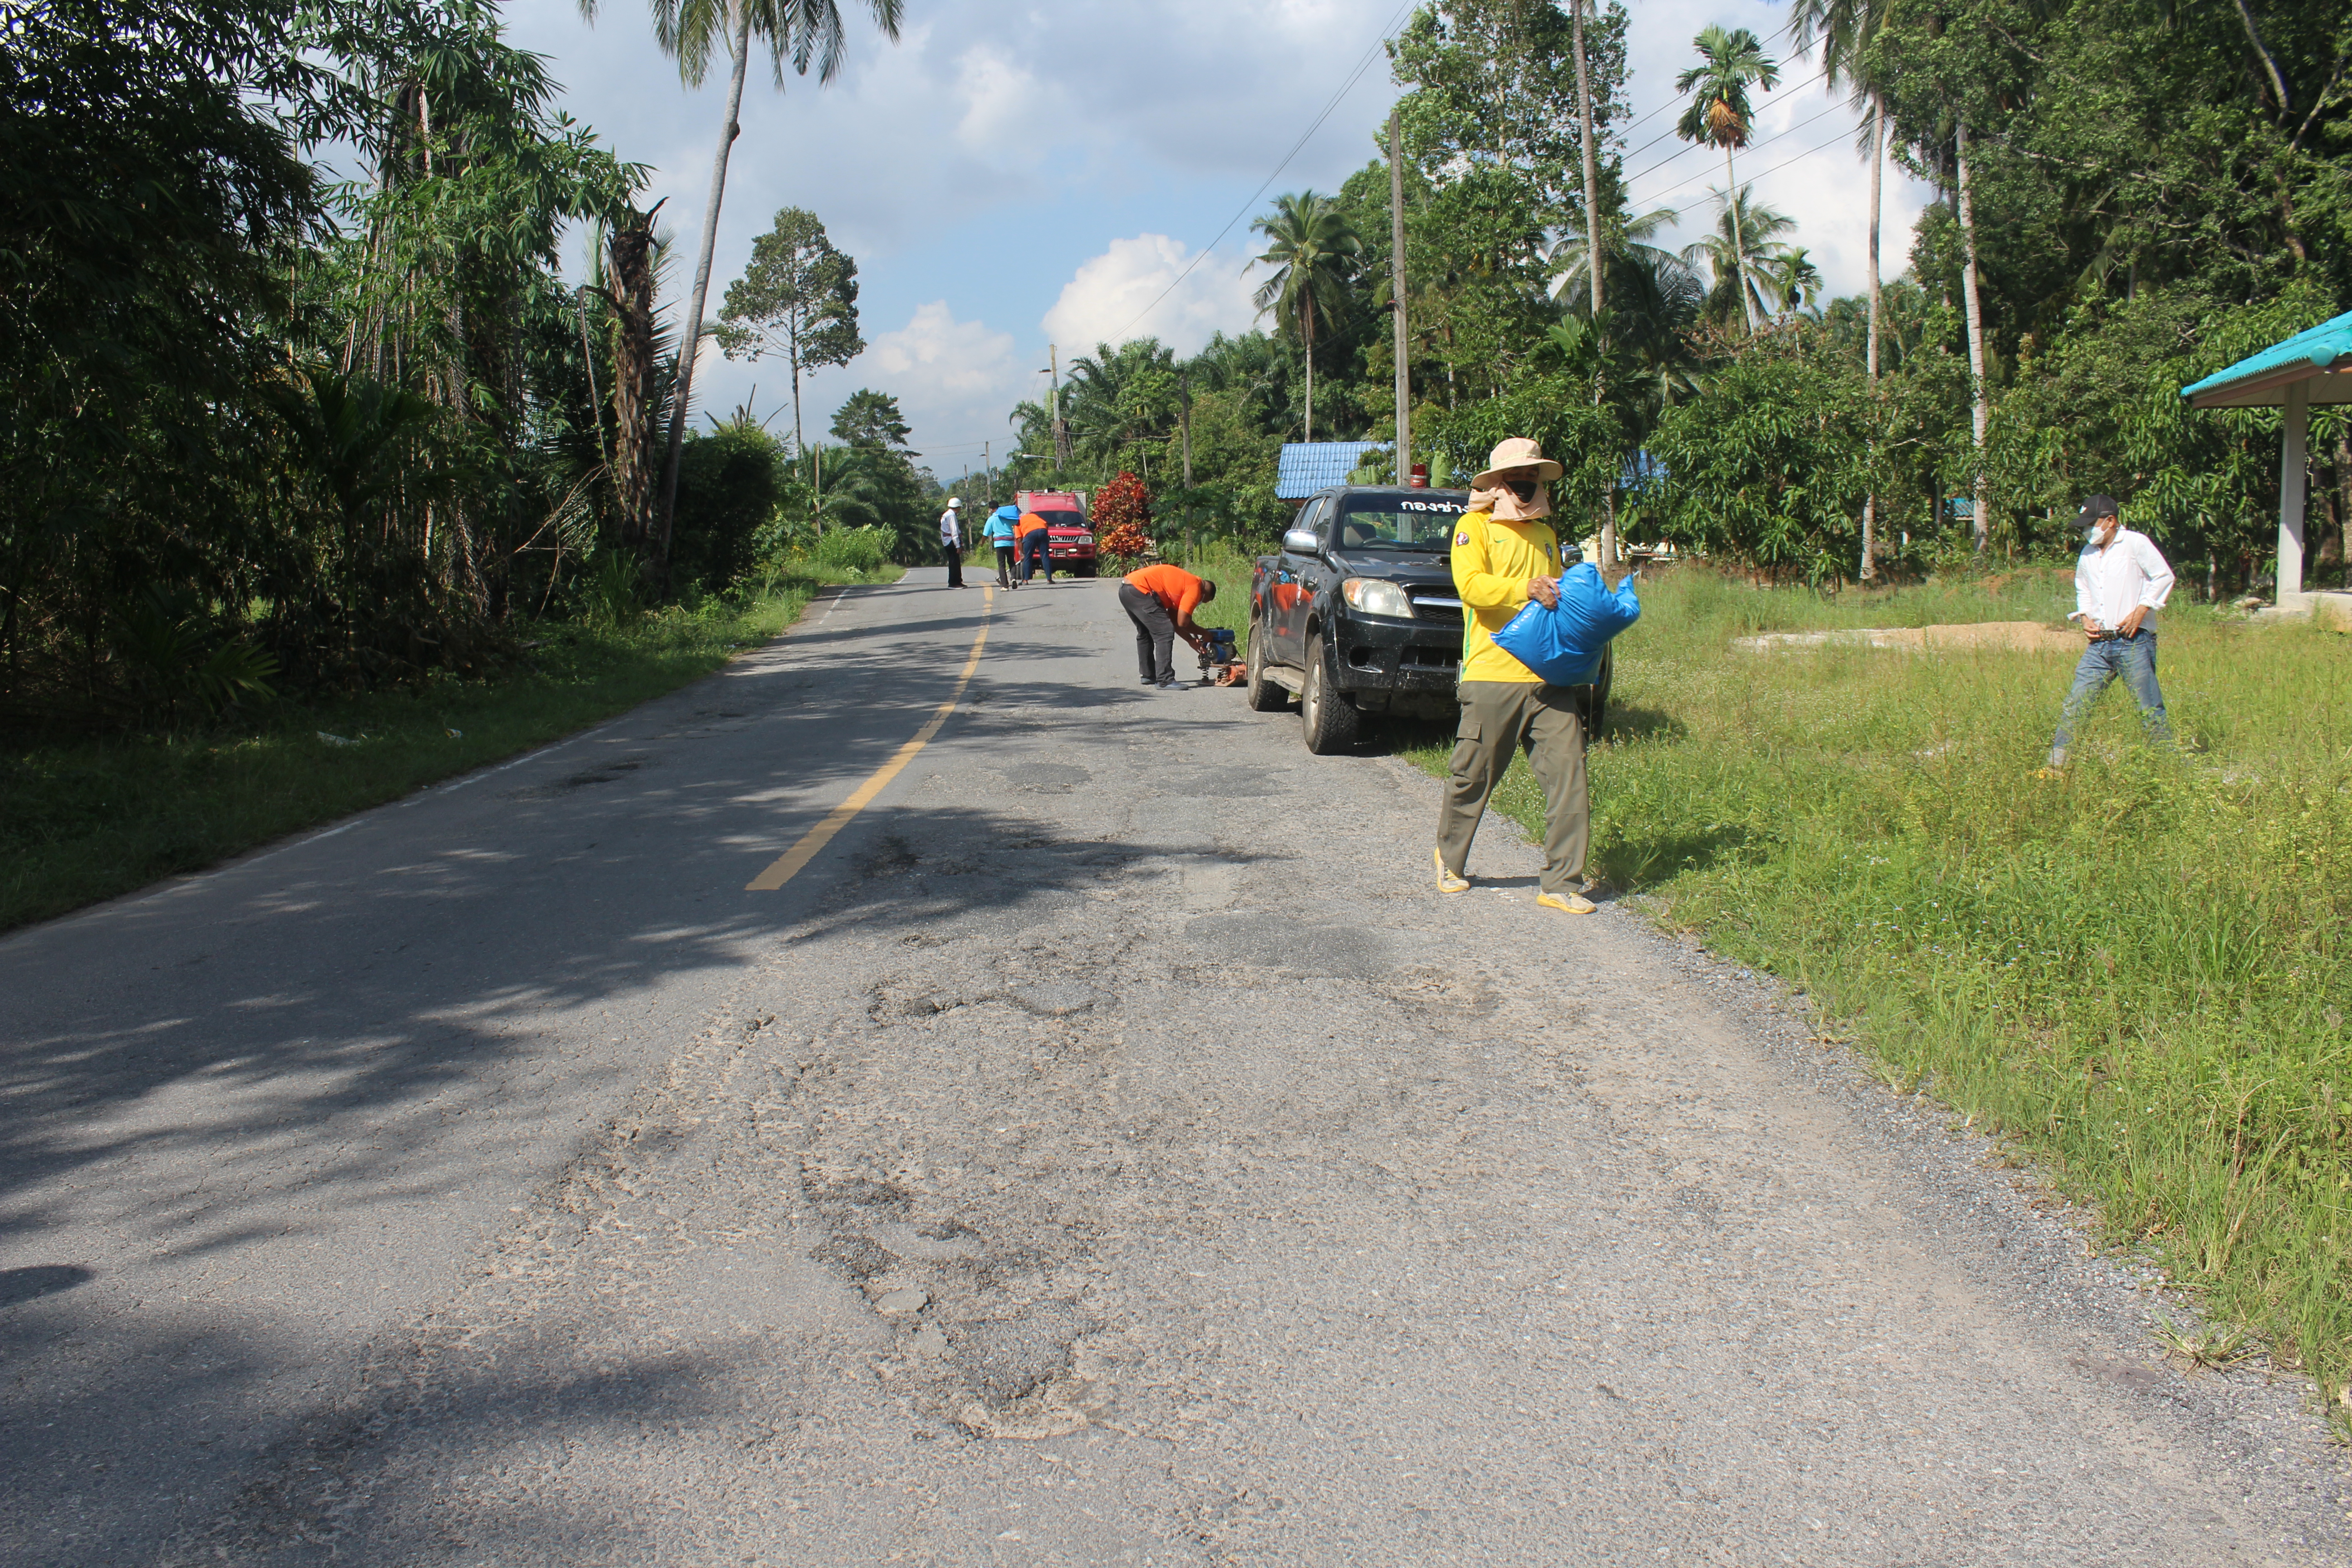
[
  {"x1": 1406, "y1": 565, "x2": 2352, "y2": 1426},
  {"x1": 0, "y1": 564, "x2": 898, "y2": 934}
]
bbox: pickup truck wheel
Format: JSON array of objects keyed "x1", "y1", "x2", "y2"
[
  {"x1": 1245, "y1": 625, "x2": 1289, "y2": 712},
  {"x1": 1299, "y1": 632, "x2": 1362, "y2": 754}
]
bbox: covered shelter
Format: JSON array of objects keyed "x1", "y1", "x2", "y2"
[
  {"x1": 2181, "y1": 308, "x2": 2352, "y2": 604},
  {"x1": 1276, "y1": 441, "x2": 1391, "y2": 502}
]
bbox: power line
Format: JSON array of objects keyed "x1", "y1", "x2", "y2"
[
  {"x1": 1105, "y1": 0, "x2": 1416, "y2": 346},
  {"x1": 1639, "y1": 122, "x2": 1861, "y2": 209},
  {"x1": 1623, "y1": 97, "x2": 1850, "y2": 201}
]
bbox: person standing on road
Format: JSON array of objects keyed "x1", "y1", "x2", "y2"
[
  {"x1": 2039, "y1": 495, "x2": 2176, "y2": 774},
  {"x1": 1017, "y1": 509, "x2": 1054, "y2": 585},
  {"x1": 1436, "y1": 437, "x2": 1595, "y2": 916},
  {"x1": 937, "y1": 497, "x2": 965, "y2": 588},
  {"x1": 1119, "y1": 564, "x2": 1215, "y2": 689},
  {"x1": 986, "y1": 505, "x2": 1021, "y2": 588}
]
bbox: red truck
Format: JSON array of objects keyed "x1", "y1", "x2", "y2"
[{"x1": 1015, "y1": 490, "x2": 1098, "y2": 577}]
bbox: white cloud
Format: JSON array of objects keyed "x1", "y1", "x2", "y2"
[
  {"x1": 820, "y1": 302, "x2": 1022, "y2": 461},
  {"x1": 953, "y1": 45, "x2": 1042, "y2": 162},
  {"x1": 1042, "y1": 235, "x2": 1261, "y2": 357}
]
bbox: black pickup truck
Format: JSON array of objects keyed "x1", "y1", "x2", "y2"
[{"x1": 1244, "y1": 484, "x2": 1611, "y2": 754}]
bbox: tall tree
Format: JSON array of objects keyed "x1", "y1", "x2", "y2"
[
  {"x1": 575, "y1": 0, "x2": 904, "y2": 584},
  {"x1": 1252, "y1": 191, "x2": 1362, "y2": 443},
  {"x1": 1686, "y1": 188, "x2": 1803, "y2": 327},
  {"x1": 715, "y1": 206, "x2": 863, "y2": 466},
  {"x1": 1674, "y1": 25, "x2": 1780, "y2": 335},
  {"x1": 1954, "y1": 118, "x2": 1990, "y2": 552},
  {"x1": 1790, "y1": 0, "x2": 1891, "y2": 578},
  {"x1": 830, "y1": 387, "x2": 911, "y2": 452}
]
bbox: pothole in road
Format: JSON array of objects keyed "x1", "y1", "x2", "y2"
[
  {"x1": 999, "y1": 762, "x2": 1091, "y2": 792},
  {"x1": 500, "y1": 753, "x2": 652, "y2": 799}
]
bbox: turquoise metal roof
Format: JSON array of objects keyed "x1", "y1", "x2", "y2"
[
  {"x1": 1277, "y1": 441, "x2": 1390, "y2": 499},
  {"x1": 2182, "y1": 308, "x2": 2352, "y2": 408}
]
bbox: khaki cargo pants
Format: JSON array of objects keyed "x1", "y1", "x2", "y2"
[{"x1": 1436, "y1": 680, "x2": 1588, "y2": 897}]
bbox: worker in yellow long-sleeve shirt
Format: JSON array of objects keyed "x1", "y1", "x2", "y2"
[{"x1": 1436, "y1": 437, "x2": 1594, "y2": 915}]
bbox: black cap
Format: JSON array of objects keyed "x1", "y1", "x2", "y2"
[{"x1": 2075, "y1": 495, "x2": 2120, "y2": 531}]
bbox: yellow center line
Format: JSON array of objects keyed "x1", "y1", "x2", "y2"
[{"x1": 745, "y1": 584, "x2": 993, "y2": 892}]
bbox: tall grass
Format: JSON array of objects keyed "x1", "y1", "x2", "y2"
[
  {"x1": 1412, "y1": 565, "x2": 2352, "y2": 1424},
  {"x1": 0, "y1": 564, "x2": 894, "y2": 933}
]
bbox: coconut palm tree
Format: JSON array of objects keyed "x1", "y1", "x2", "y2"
[
  {"x1": 1685, "y1": 187, "x2": 1800, "y2": 327},
  {"x1": 1251, "y1": 191, "x2": 1362, "y2": 443},
  {"x1": 1548, "y1": 207, "x2": 1686, "y2": 313},
  {"x1": 1674, "y1": 25, "x2": 1780, "y2": 334},
  {"x1": 1759, "y1": 245, "x2": 1824, "y2": 317},
  {"x1": 1790, "y1": 0, "x2": 1891, "y2": 576},
  {"x1": 576, "y1": 0, "x2": 903, "y2": 584}
]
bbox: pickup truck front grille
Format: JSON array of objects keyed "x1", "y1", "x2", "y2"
[{"x1": 1406, "y1": 590, "x2": 1464, "y2": 626}]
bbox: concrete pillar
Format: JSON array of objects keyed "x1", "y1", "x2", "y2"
[{"x1": 2279, "y1": 379, "x2": 2309, "y2": 603}]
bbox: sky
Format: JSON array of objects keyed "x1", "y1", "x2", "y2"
[{"x1": 492, "y1": 0, "x2": 1936, "y2": 485}]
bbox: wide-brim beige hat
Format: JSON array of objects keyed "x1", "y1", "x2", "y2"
[{"x1": 1472, "y1": 436, "x2": 1563, "y2": 489}]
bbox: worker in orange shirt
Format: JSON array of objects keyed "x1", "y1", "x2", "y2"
[
  {"x1": 1015, "y1": 509, "x2": 1054, "y2": 585},
  {"x1": 1118, "y1": 564, "x2": 1215, "y2": 689}
]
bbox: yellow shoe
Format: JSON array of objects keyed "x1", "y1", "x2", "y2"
[
  {"x1": 1537, "y1": 889, "x2": 1597, "y2": 915},
  {"x1": 1433, "y1": 847, "x2": 1470, "y2": 894}
]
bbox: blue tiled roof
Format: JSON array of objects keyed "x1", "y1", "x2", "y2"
[{"x1": 1276, "y1": 441, "x2": 1390, "y2": 500}]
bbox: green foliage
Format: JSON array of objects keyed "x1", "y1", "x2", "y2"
[
  {"x1": 672, "y1": 419, "x2": 785, "y2": 592},
  {"x1": 1645, "y1": 327, "x2": 1873, "y2": 581},
  {"x1": 812, "y1": 526, "x2": 892, "y2": 575},
  {"x1": 714, "y1": 206, "x2": 863, "y2": 456}
]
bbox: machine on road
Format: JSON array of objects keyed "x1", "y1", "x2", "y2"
[{"x1": 1245, "y1": 484, "x2": 1610, "y2": 754}]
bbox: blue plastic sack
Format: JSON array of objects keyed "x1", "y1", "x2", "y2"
[{"x1": 1490, "y1": 563, "x2": 1640, "y2": 686}]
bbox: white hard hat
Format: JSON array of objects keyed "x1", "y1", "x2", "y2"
[{"x1": 948, "y1": 497, "x2": 962, "y2": 507}]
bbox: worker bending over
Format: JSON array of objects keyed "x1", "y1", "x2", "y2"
[
  {"x1": 1016, "y1": 509, "x2": 1054, "y2": 584},
  {"x1": 1119, "y1": 564, "x2": 1215, "y2": 689},
  {"x1": 1436, "y1": 437, "x2": 1595, "y2": 916}
]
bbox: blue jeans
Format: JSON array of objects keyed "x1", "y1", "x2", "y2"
[{"x1": 2048, "y1": 630, "x2": 2168, "y2": 764}]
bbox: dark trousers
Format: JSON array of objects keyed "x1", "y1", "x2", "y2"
[
  {"x1": 994, "y1": 544, "x2": 1016, "y2": 586},
  {"x1": 941, "y1": 540, "x2": 963, "y2": 586},
  {"x1": 1118, "y1": 583, "x2": 1177, "y2": 683},
  {"x1": 1019, "y1": 531, "x2": 1050, "y2": 582}
]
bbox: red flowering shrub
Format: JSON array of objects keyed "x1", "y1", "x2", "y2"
[{"x1": 1093, "y1": 470, "x2": 1155, "y2": 568}]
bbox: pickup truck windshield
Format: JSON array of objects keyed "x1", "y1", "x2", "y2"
[{"x1": 1332, "y1": 494, "x2": 1467, "y2": 551}]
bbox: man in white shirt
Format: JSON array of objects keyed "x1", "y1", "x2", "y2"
[
  {"x1": 2042, "y1": 495, "x2": 2174, "y2": 772},
  {"x1": 937, "y1": 497, "x2": 965, "y2": 588}
]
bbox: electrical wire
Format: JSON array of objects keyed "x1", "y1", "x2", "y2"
[
  {"x1": 1104, "y1": 0, "x2": 1416, "y2": 346},
  {"x1": 1638, "y1": 122, "x2": 1862, "y2": 210},
  {"x1": 1622, "y1": 97, "x2": 1850, "y2": 201}
]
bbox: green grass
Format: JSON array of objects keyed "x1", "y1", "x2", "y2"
[
  {"x1": 0, "y1": 563, "x2": 898, "y2": 934},
  {"x1": 1407, "y1": 564, "x2": 2352, "y2": 1426}
]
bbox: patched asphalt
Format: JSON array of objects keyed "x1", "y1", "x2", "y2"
[{"x1": 3, "y1": 567, "x2": 2346, "y2": 1566}]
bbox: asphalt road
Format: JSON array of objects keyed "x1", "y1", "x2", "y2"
[{"x1": 3, "y1": 567, "x2": 2345, "y2": 1567}]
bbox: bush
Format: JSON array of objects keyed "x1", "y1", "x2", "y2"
[{"x1": 813, "y1": 526, "x2": 891, "y2": 575}]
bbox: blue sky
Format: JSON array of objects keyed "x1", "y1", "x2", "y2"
[{"x1": 495, "y1": 0, "x2": 1933, "y2": 481}]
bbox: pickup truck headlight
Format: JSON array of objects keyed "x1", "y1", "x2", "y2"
[{"x1": 1341, "y1": 578, "x2": 1415, "y2": 618}]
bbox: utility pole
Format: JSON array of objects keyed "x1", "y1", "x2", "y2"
[
  {"x1": 1180, "y1": 369, "x2": 1195, "y2": 564},
  {"x1": 983, "y1": 440, "x2": 993, "y2": 508},
  {"x1": 1389, "y1": 108, "x2": 1411, "y2": 488},
  {"x1": 1571, "y1": 0, "x2": 1615, "y2": 570},
  {"x1": 1050, "y1": 343, "x2": 1070, "y2": 469}
]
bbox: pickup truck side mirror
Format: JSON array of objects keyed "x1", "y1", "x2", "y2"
[{"x1": 1282, "y1": 528, "x2": 1319, "y2": 554}]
